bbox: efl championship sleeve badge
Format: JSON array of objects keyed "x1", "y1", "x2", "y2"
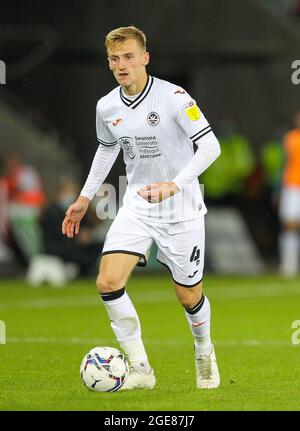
[{"x1": 184, "y1": 101, "x2": 201, "y2": 121}]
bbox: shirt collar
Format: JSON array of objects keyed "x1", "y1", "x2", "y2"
[{"x1": 119, "y1": 75, "x2": 154, "y2": 109}]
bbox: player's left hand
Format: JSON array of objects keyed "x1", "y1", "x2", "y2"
[{"x1": 138, "y1": 182, "x2": 180, "y2": 203}]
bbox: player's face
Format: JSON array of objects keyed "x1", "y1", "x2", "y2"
[{"x1": 107, "y1": 39, "x2": 149, "y2": 89}]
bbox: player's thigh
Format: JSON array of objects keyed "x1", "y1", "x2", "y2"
[
  {"x1": 97, "y1": 207, "x2": 153, "y2": 293},
  {"x1": 156, "y1": 216, "x2": 205, "y2": 289},
  {"x1": 97, "y1": 252, "x2": 140, "y2": 293},
  {"x1": 102, "y1": 206, "x2": 153, "y2": 266}
]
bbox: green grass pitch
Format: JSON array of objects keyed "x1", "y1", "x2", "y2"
[{"x1": 0, "y1": 274, "x2": 299, "y2": 411}]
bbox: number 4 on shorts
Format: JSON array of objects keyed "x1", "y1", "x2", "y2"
[{"x1": 190, "y1": 245, "x2": 200, "y2": 262}]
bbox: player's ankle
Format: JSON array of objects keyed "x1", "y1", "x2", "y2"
[{"x1": 194, "y1": 337, "x2": 212, "y2": 356}]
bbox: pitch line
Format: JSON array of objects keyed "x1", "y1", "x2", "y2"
[
  {"x1": 0, "y1": 284, "x2": 299, "y2": 311},
  {"x1": 4, "y1": 336, "x2": 294, "y2": 347}
]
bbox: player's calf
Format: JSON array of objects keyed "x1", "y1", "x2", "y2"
[{"x1": 177, "y1": 288, "x2": 221, "y2": 389}]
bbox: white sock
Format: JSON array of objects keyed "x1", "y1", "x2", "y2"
[
  {"x1": 101, "y1": 287, "x2": 151, "y2": 373},
  {"x1": 184, "y1": 294, "x2": 212, "y2": 356},
  {"x1": 279, "y1": 231, "x2": 299, "y2": 276}
]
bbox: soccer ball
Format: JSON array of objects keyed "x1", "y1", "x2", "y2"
[{"x1": 80, "y1": 346, "x2": 129, "y2": 392}]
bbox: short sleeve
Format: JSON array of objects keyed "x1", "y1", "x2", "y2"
[
  {"x1": 171, "y1": 89, "x2": 212, "y2": 145},
  {"x1": 96, "y1": 100, "x2": 118, "y2": 147}
]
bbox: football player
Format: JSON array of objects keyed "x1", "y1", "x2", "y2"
[{"x1": 62, "y1": 26, "x2": 221, "y2": 390}]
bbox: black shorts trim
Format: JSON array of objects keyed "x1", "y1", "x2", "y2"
[
  {"x1": 156, "y1": 259, "x2": 203, "y2": 288},
  {"x1": 101, "y1": 250, "x2": 147, "y2": 267}
]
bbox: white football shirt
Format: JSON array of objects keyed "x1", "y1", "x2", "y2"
[{"x1": 81, "y1": 75, "x2": 220, "y2": 222}]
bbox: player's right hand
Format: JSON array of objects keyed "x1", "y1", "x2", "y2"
[{"x1": 62, "y1": 196, "x2": 90, "y2": 238}]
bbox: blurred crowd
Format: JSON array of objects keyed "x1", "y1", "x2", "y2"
[
  {"x1": 0, "y1": 151, "x2": 107, "y2": 284},
  {"x1": 1, "y1": 112, "x2": 300, "y2": 281}
]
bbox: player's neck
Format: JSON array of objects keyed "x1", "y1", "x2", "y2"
[{"x1": 122, "y1": 71, "x2": 148, "y2": 96}]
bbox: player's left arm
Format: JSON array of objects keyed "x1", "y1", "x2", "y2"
[
  {"x1": 171, "y1": 95, "x2": 221, "y2": 191},
  {"x1": 138, "y1": 89, "x2": 221, "y2": 203}
]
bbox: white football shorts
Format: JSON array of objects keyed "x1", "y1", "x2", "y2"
[
  {"x1": 102, "y1": 206, "x2": 205, "y2": 287},
  {"x1": 279, "y1": 186, "x2": 300, "y2": 222}
]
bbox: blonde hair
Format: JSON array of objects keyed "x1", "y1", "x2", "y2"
[{"x1": 105, "y1": 26, "x2": 147, "y2": 52}]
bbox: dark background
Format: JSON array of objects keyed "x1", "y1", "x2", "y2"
[{"x1": 1, "y1": 0, "x2": 300, "y2": 269}]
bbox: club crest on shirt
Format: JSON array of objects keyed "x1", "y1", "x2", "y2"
[
  {"x1": 118, "y1": 137, "x2": 136, "y2": 159},
  {"x1": 184, "y1": 101, "x2": 201, "y2": 121},
  {"x1": 147, "y1": 112, "x2": 160, "y2": 126}
]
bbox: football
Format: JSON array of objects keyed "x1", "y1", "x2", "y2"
[{"x1": 80, "y1": 346, "x2": 129, "y2": 392}]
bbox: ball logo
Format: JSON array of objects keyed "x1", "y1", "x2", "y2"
[
  {"x1": 147, "y1": 112, "x2": 160, "y2": 126},
  {"x1": 118, "y1": 136, "x2": 136, "y2": 159}
]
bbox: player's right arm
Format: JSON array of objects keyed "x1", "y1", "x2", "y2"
[
  {"x1": 62, "y1": 195, "x2": 90, "y2": 238},
  {"x1": 62, "y1": 100, "x2": 120, "y2": 238}
]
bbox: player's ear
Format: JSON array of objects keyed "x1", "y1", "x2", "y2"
[
  {"x1": 143, "y1": 52, "x2": 150, "y2": 66},
  {"x1": 107, "y1": 58, "x2": 113, "y2": 70}
]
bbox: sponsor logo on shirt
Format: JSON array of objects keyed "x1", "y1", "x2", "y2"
[
  {"x1": 118, "y1": 135, "x2": 162, "y2": 160},
  {"x1": 184, "y1": 101, "x2": 201, "y2": 121},
  {"x1": 147, "y1": 112, "x2": 160, "y2": 126},
  {"x1": 135, "y1": 136, "x2": 161, "y2": 159}
]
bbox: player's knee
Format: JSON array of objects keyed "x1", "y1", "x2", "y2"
[
  {"x1": 96, "y1": 272, "x2": 125, "y2": 294},
  {"x1": 179, "y1": 295, "x2": 200, "y2": 310},
  {"x1": 178, "y1": 294, "x2": 201, "y2": 309},
  {"x1": 176, "y1": 283, "x2": 203, "y2": 309}
]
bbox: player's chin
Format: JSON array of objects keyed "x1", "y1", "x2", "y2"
[{"x1": 116, "y1": 74, "x2": 130, "y2": 85}]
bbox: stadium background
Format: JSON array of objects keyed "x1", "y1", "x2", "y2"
[{"x1": 0, "y1": 0, "x2": 300, "y2": 411}]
